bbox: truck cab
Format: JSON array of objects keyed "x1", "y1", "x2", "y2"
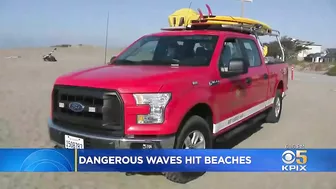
[{"x1": 48, "y1": 6, "x2": 288, "y2": 183}]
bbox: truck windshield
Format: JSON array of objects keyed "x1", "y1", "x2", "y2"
[{"x1": 114, "y1": 35, "x2": 218, "y2": 66}]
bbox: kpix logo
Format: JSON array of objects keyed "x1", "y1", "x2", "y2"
[{"x1": 281, "y1": 150, "x2": 307, "y2": 171}]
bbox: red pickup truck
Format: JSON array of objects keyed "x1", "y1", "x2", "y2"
[{"x1": 49, "y1": 24, "x2": 288, "y2": 182}]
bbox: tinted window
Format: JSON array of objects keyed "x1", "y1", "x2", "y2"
[
  {"x1": 219, "y1": 38, "x2": 243, "y2": 67},
  {"x1": 241, "y1": 39, "x2": 262, "y2": 67},
  {"x1": 115, "y1": 35, "x2": 219, "y2": 66}
]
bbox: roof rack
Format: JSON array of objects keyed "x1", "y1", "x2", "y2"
[
  {"x1": 164, "y1": 4, "x2": 284, "y2": 61},
  {"x1": 161, "y1": 24, "x2": 281, "y2": 36},
  {"x1": 165, "y1": 4, "x2": 280, "y2": 36}
]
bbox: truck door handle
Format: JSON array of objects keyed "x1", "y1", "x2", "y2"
[
  {"x1": 245, "y1": 77, "x2": 252, "y2": 85},
  {"x1": 263, "y1": 73, "x2": 269, "y2": 79}
]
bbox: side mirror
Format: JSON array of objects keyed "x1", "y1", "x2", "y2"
[
  {"x1": 220, "y1": 59, "x2": 247, "y2": 76},
  {"x1": 109, "y1": 56, "x2": 116, "y2": 64}
]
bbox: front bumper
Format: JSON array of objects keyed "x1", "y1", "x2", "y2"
[{"x1": 48, "y1": 118, "x2": 175, "y2": 149}]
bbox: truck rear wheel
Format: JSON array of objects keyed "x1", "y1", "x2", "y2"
[
  {"x1": 163, "y1": 115, "x2": 212, "y2": 184},
  {"x1": 265, "y1": 89, "x2": 283, "y2": 123}
]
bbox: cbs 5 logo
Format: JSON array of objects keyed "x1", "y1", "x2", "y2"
[{"x1": 282, "y1": 150, "x2": 308, "y2": 164}]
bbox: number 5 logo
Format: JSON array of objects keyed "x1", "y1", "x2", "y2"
[{"x1": 296, "y1": 150, "x2": 308, "y2": 164}]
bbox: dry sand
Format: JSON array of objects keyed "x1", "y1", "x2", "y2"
[{"x1": 0, "y1": 46, "x2": 336, "y2": 189}]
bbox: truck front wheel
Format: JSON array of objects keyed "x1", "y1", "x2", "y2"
[
  {"x1": 163, "y1": 115, "x2": 212, "y2": 184},
  {"x1": 265, "y1": 89, "x2": 283, "y2": 123}
]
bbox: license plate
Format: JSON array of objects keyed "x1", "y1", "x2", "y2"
[{"x1": 64, "y1": 135, "x2": 84, "y2": 149}]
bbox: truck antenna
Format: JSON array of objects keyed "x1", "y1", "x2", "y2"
[
  {"x1": 104, "y1": 11, "x2": 110, "y2": 64},
  {"x1": 184, "y1": 2, "x2": 192, "y2": 26}
]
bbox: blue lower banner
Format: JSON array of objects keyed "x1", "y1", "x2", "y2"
[{"x1": 0, "y1": 149, "x2": 335, "y2": 172}]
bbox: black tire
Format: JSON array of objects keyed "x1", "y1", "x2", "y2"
[
  {"x1": 163, "y1": 115, "x2": 212, "y2": 184},
  {"x1": 265, "y1": 90, "x2": 283, "y2": 123}
]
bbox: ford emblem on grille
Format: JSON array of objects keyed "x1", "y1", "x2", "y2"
[{"x1": 68, "y1": 102, "x2": 85, "y2": 112}]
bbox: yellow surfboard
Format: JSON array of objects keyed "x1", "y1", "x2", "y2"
[
  {"x1": 168, "y1": 4, "x2": 272, "y2": 33},
  {"x1": 192, "y1": 16, "x2": 272, "y2": 33},
  {"x1": 168, "y1": 4, "x2": 272, "y2": 56}
]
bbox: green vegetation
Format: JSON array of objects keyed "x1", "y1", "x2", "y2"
[
  {"x1": 326, "y1": 65, "x2": 336, "y2": 76},
  {"x1": 289, "y1": 61, "x2": 335, "y2": 73},
  {"x1": 264, "y1": 36, "x2": 313, "y2": 61},
  {"x1": 288, "y1": 60, "x2": 305, "y2": 66}
]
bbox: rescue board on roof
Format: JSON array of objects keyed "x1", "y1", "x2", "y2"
[
  {"x1": 168, "y1": 4, "x2": 272, "y2": 34},
  {"x1": 168, "y1": 8, "x2": 199, "y2": 27},
  {"x1": 168, "y1": 4, "x2": 272, "y2": 57}
]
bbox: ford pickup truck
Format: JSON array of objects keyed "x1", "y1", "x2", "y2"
[{"x1": 48, "y1": 12, "x2": 288, "y2": 183}]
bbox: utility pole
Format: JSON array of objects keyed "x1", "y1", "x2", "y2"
[
  {"x1": 104, "y1": 11, "x2": 110, "y2": 64},
  {"x1": 240, "y1": 0, "x2": 252, "y2": 17},
  {"x1": 241, "y1": 0, "x2": 244, "y2": 17}
]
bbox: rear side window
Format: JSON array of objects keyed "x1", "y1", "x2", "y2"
[{"x1": 240, "y1": 39, "x2": 262, "y2": 67}]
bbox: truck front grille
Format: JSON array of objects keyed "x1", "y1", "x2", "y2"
[{"x1": 52, "y1": 85, "x2": 124, "y2": 137}]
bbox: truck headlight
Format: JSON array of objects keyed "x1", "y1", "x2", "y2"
[{"x1": 133, "y1": 93, "x2": 171, "y2": 124}]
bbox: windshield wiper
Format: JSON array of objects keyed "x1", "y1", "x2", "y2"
[
  {"x1": 138, "y1": 60, "x2": 181, "y2": 66},
  {"x1": 114, "y1": 59, "x2": 142, "y2": 65},
  {"x1": 114, "y1": 59, "x2": 181, "y2": 66}
]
